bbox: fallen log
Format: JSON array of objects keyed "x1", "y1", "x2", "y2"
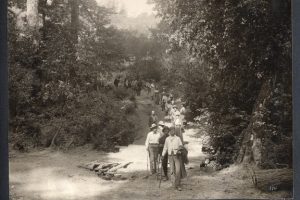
[
  {"x1": 94, "y1": 163, "x2": 120, "y2": 172},
  {"x1": 79, "y1": 161, "x2": 133, "y2": 181},
  {"x1": 107, "y1": 162, "x2": 133, "y2": 173},
  {"x1": 251, "y1": 168, "x2": 293, "y2": 192},
  {"x1": 102, "y1": 163, "x2": 120, "y2": 169},
  {"x1": 78, "y1": 161, "x2": 103, "y2": 170}
]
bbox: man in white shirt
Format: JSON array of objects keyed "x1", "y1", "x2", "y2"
[
  {"x1": 162, "y1": 128, "x2": 183, "y2": 191},
  {"x1": 145, "y1": 124, "x2": 160, "y2": 174},
  {"x1": 180, "y1": 104, "x2": 186, "y2": 116},
  {"x1": 174, "y1": 112, "x2": 184, "y2": 143}
]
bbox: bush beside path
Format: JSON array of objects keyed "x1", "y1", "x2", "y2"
[{"x1": 9, "y1": 91, "x2": 291, "y2": 200}]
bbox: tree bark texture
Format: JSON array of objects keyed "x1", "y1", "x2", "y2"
[
  {"x1": 26, "y1": 0, "x2": 40, "y2": 47},
  {"x1": 70, "y1": 0, "x2": 79, "y2": 45},
  {"x1": 250, "y1": 168, "x2": 292, "y2": 192},
  {"x1": 236, "y1": 78, "x2": 272, "y2": 165}
]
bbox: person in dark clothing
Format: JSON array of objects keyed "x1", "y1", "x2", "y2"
[
  {"x1": 137, "y1": 80, "x2": 143, "y2": 96},
  {"x1": 128, "y1": 79, "x2": 132, "y2": 88},
  {"x1": 159, "y1": 125, "x2": 170, "y2": 181},
  {"x1": 114, "y1": 77, "x2": 120, "y2": 88}
]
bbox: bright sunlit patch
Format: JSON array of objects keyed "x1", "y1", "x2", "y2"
[
  {"x1": 96, "y1": 0, "x2": 155, "y2": 17},
  {"x1": 107, "y1": 144, "x2": 149, "y2": 172},
  {"x1": 11, "y1": 167, "x2": 125, "y2": 200},
  {"x1": 184, "y1": 129, "x2": 205, "y2": 159}
]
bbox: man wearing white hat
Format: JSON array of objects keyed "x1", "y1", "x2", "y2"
[{"x1": 145, "y1": 124, "x2": 160, "y2": 174}]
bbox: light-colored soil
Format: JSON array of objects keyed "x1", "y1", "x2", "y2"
[{"x1": 9, "y1": 91, "x2": 292, "y2": 200}]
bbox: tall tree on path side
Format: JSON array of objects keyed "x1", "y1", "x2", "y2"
[{"x1": 26, "y1": 0, "x2": 40, "y2": 48}]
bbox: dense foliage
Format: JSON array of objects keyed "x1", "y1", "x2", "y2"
[
  {"x1": 151, "y1": 0, "x2": 292, "y2": 168},
  {"x1": 9, "y1": 0, "x2": 292, "y2": 169},
  {"x1": 8, "y1": 0, "x2": 139, "y2": 151}
]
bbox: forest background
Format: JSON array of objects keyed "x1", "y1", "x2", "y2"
[{"x1": 8, "y1": 0, "x2": 292, "y2": 170}]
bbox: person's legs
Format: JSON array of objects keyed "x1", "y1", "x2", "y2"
[
  {"x1": 153, "y1": 146, "x2": 159, "y2": 173},
  {"x1": 149, "y1": 146, "x2": 155, "y2": 174},
  {"x1": 162, "y1": 154, "x2": 168, "y2": 178},
  {"x1": 174, "y1": 156, "x2": 182, "y2": 189},
  {"x1": 169, "y1": 155, "x2": 176, "y2": 187}
]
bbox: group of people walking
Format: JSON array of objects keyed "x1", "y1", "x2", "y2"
[
  {"x1": 114, "y1": 76, "x2": 144, "y2": 96},
  {"x1": 145, "y1": 91, "x2": 188, "y2": 191}
]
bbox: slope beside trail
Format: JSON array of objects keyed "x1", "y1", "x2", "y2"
[{"x1": 9, "y1": 91, "x2": 291, "y2": 200}]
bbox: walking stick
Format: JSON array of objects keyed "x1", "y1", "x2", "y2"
[
  {"x1": 159, "y1": 156, "x2": 163, "y2": 188},
  {"x1": 147, "y1": 151, "x2": 149, "y2": 172}
]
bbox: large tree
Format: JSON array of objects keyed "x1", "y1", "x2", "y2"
[{"x1": 151, "y1": 0, "x2": 292, "y2": 168}]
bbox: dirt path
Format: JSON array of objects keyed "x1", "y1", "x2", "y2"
[{"x1": 9, "y1": 91, "x2": 291, "y2": 200}]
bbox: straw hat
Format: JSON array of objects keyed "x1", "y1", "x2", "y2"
[
  {"x1": 158, "y1": 121, "x2": 165, "y2": 126},
  {"x1": 150, "y1": 124, "x2": 157, "y2": 129}
]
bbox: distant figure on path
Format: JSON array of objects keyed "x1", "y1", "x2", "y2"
[
  {"x1": 127, "y1": 79, "x2": 132, "y2": 88},
  {"x1": 137, "y1": 79, "x2": 143, "y2": 96},
  {"x1": 114, "y1": 76, "x2": 120, "y2": 88},
  {"x1": 148, "y1": 110, "x2": 158, "y2": 128},
  {"x1": 179, "y1": 104, "x2": 187, "y2": 125},
  {"x1": 150, "y1": 82, "x2": 155, "y2": 100},
  {"x1": 174, "y1": 109, "x2": 184, "y2": 143},
  {"x1": 161, "y1": 92, "x2": 168, "y2": 111},
  {"x1": 154, "y1": 88, "x2": 160, "y2": 105},
  {"x1": 146, "y1": 81, "x2": 151, "y2": 94},
  {"x1": 145, "y1": 124, "x2": 160, "y2": 174}
]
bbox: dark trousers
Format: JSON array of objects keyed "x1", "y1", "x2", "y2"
[
  {"x1": 162, "y1": 154, "x2": 168, "y2": 177},
  {"x1": 161, "y1": 102, "x2": 166, "y2": 111},
  {"x1": 159, "y1": 146, "x2": 168, "y2": 177}
]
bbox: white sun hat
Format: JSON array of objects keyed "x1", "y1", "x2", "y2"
[
  {"x1": 158, "y1": 121, "x2": 165, "y2": 126},
  {"x1": 150, "y1": 124, "x2": 157, "y2": 129}
]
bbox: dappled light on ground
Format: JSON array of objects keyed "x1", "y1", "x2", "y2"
[
  {"x1": 183, "y1": 128, "x2": 205, "y2": 161},
  {"x1": 9, "y1": 93, "x2": 292, "y2": 200},
  {"x1": 10, "y1": 166, "x2": 124, "y2": 200}
]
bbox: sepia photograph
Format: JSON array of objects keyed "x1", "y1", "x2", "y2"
[{"x1": 7, "y1": 0, "x2": 292, "y2": 199}]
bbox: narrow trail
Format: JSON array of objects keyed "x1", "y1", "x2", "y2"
[
  {"x1": 9, "y1": 90, "x2": 291, "y2": 200},
  {"x1": 130, "y1": 90, "x2": 165, "y2": 145}
]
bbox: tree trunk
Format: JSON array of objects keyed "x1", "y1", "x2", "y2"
[
  {"x1": 71, "y1": 0, "x2": 79, "y2": 45},
  {"x1": 26, "y1": 0, "x2": 40, "y2": 47},
  {"x1": 40, "y1": 0, "x2": 47, "y2": 41},
  {"x1": 236, "y1": 77, "x2": 272, "y2": 165},
  {"x1": 250, "y1": 168, "x2": 292, "y2": 192},
  {"x1": 69, "y1": 0, "x2": 79, "y2": 79}
]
